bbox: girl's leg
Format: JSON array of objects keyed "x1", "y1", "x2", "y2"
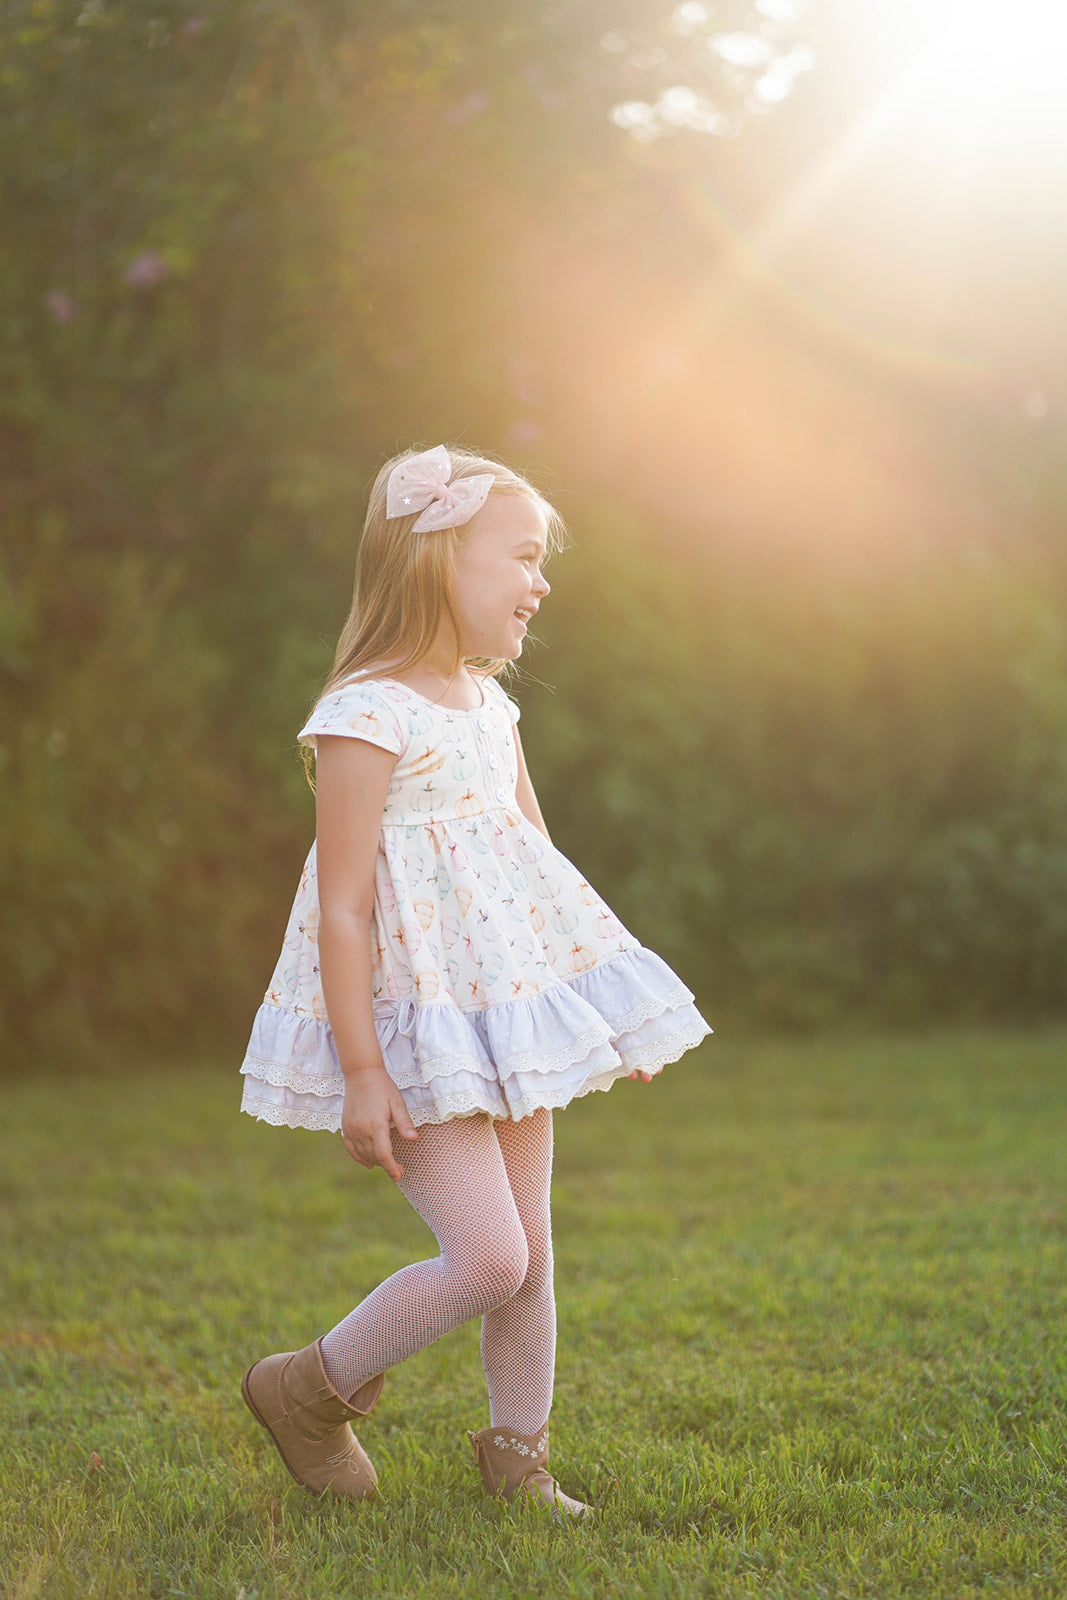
[
  {"x1": 481, "y1": 1108, "x2": 556, "y2": 1434},
  {"x1": 319, "y1": 1114, "x2": 529, "y2": 1402}
]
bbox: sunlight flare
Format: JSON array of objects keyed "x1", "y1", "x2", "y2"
[{"x1": 873, "y1": 0, "x2": 1067, "y2": 131}]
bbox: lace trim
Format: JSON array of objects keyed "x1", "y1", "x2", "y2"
[
  {"x1": 240, "y1": 1053, "x2": 340, "y2": 1097},
  {"x1": 241, "y1": 1095, "x2": 343, "y2": 1133},
  {"x1": 619, "y1": 1016, "x2": 712, "y2": 1071},
  {"x1": 608, "y1": 985, "x2": 693, "y2": 1037}
]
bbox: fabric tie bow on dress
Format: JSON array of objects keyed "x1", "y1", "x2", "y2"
[
  {"x1": 373, "y1": 997, "x2": 418, "y2": 1053},
  {"x1": 386, "y1": 446, "x2": 495, "y2": 533}
]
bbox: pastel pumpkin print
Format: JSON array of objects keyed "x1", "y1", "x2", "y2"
[
  {"x1": 509, "y1": 930, "x2": 536, "y2": 966},
  {"x1": 415, "y1": 967, "x2": 440, "y2": 997},
  {"x1": 413, "y1": 897, "x2": 436, "y2": 931},
  {"x1": 346, "y1": 710, "x2": 383, "y2": 740},
  {"x1": 502, "y1": 893, "x2": 528, "y2": 924},
  {"x1": 567, "y1": 943, "x2": 598, "y2": 974},
  {"x1": 478, "y1": 949, "x2": 505, "y2": 986},
  {"x1": 410, "y1": 745, "x2": 446, "y2": 777}
]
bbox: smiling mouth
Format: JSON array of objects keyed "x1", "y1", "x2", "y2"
[{"x1": 514, "y1": 607, "x2": 535, "y2": 624}]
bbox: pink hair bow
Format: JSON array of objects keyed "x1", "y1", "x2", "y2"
[{"x1": 386, "y1": 446, "x2": 494, "y2": 533}]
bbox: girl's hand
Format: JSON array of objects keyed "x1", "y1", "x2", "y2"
[
  {"x1": 340, "y1": 1069, "x2": 418, "y2": 1181},
  {"x1": 627, "y1": 1070, "x2": 655, "y2": 1084}
]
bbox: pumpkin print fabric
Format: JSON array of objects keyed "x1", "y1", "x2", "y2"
[{"x1": 239, "y1": 676, "x2": 710, "y2": 1130}]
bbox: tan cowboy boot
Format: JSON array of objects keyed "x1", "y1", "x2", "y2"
[
  {"x1": 468, "y1": 1424, "x2": 591, "y2": 1518},
  {"x1": 242, "y1": 1339, "x2": 384, "y2": 1499}
]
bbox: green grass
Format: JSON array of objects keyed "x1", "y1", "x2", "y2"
[{"x1": 2, "y1": 1029, "x2": 1066, "y2": 1599}]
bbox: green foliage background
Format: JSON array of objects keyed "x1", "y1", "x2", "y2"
[{"x1": 2, "y1": 0, "x2": 1066, "y2": 1066}]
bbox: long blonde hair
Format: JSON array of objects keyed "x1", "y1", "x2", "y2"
[{"x1": 319, "y1": 445, "x2": 564, "y2": 700}]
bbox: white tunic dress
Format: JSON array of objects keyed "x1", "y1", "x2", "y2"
[{"x1": 239, "y1": 675, "x2": 710, "y2": 1129}]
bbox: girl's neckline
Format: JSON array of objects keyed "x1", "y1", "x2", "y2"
[{"x1": 362, "y1": 673, "x2": 489, "y2": 714}]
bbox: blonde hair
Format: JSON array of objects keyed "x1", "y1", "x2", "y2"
[{"x1": 319, "y1": 445, "x2": 565, "y2": 701}]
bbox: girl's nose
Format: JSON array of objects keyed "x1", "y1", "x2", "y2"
[{"x1": 534, "y1": 570, "x2": 550, "y2": 597}]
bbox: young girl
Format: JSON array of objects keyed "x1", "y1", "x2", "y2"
[{"x1": 239, "y1": 445, "x2": 710, "y2": 1515}]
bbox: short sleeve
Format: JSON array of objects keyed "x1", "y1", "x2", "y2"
[
  {"x1": 298, "y1": 679, "x2": 406, "y2": 756},
  {"x1": 485, "y1": 675, "x2": 521, "y2": 726}
]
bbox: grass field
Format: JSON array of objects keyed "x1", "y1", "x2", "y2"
[{"x1": 2, "y1": 1029, "x2": 1066, "y2": 1600}]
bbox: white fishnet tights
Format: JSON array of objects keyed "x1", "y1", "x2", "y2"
[{"x1": 319, "y1": 1109, "x2": 555, "y2": 1434}]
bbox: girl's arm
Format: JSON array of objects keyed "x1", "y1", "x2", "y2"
[
  {"x1": 315, "y1": 735, "x2": 418, "y2": 1180},
  {"x1": 512, "y1": 727, "x2": 551, "y2": 841}
]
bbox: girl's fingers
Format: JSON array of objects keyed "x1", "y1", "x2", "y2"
[
  {"x1": 392, "y1": 1100, "x2": 419, "y2": 1141},
  {"x1": 342, "y1": 1106, "x2": 413, "y2": 1176},
  {"x1": 375, "y1": 1132, "x2": 404, "y2": 1182},
  {"x1": 342, "y1": 1132, "x2": 378, "y2": 1169}
]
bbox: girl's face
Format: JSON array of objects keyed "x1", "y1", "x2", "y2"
[{"x1": 451, "y1": 495, "x2": 550, "y2": 661}]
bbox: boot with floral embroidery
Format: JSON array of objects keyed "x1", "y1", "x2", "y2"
[{"x1": 467, "y1": 1424, "x2": 591, "y2": 1517}]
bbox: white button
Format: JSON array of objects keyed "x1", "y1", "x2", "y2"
[
  {"x1": 477, "y1": 717, "x2": 489, "y2": 732},
  {"x1": 487, "y1": 755, "x2": 497, "y2": 769},
  {"x1": 495, "y1": 787, "x2": 507, "y2": 802}
]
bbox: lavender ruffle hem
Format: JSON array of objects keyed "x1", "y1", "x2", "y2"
[{"x1": 239, "y1": 947, "x2": 711, "y2": 1130}]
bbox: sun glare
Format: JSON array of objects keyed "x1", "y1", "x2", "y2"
[{"x1": 888, "y1": 0, "x2": 1067, "y2": 133}]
